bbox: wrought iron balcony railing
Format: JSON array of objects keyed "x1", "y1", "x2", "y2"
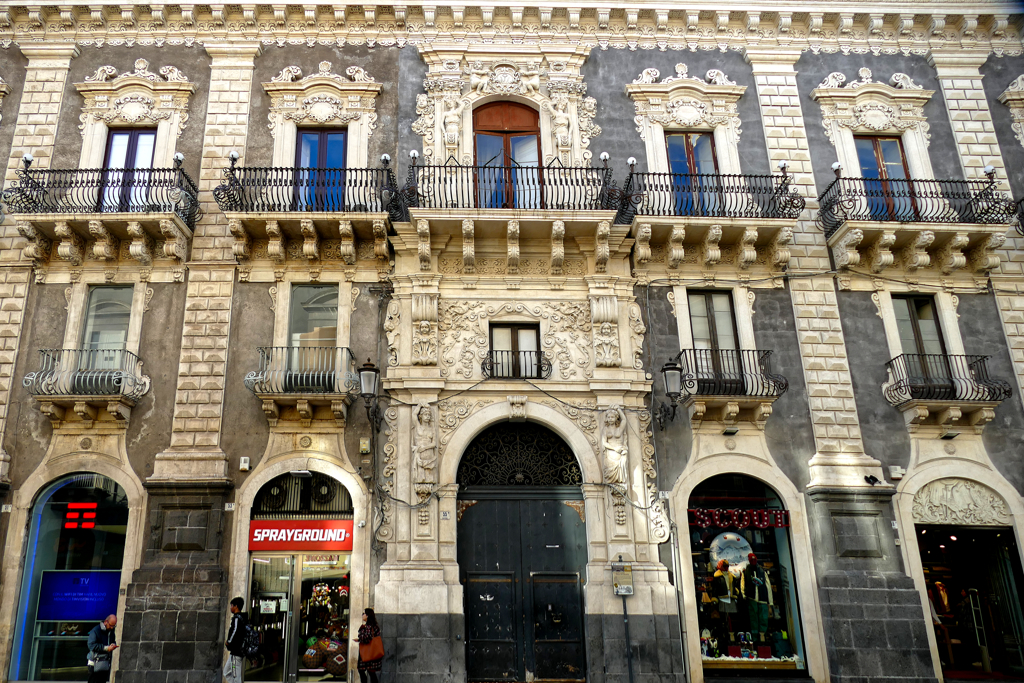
[
  {"x1": 403, "y1": 160, "x2": 617, "y2": 212},
  {"x1": 1016, "y1": 197, "x2": 1024, "y2": 236},
  {"x1": 675, "y1": 349, "x2": 788, "y2": 399},
  {"x1": 1, "y1": 166, "x2": 200, "y2": 230},
  {"x1": 883, "y1": 353, "x2": 1013, "y2": 407},
  {"x1": 244, "y1": 346, "x2": 359, "y2": 395},
  {"x1": 481, "y1": 350, "x2": 553, "y2": 380},
  {"x1": 614, "y1": 171, "x2": 805, "y2": 224},
  {"x1": 213, "y1": 161, "x2": 408, "y2": 222},
  {"x1": 817, "y1": 176, "x2": 1015, "y2": 239},
  {"x1": 23, "y1": 348, "x2": 150, "y2": 401}
]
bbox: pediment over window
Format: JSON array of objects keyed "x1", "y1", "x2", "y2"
[{"x1": 997, "y1": 74, "x2": 1024, "y2": 150}]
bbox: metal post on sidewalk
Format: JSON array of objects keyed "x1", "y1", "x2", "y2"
[{"x1": 614, "y1": 554, "x2": 636, "y2": 683}]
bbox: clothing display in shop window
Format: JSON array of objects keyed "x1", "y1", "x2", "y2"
[
  {"x1": 741, "y1": 553, "x2": 773, "y2": 639},
  {"x1": 711, "y1": 559, "x2": 739, "y2": 613}
]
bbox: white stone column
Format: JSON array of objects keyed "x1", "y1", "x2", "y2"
[
  {"x1": 0, "y1": 43, "x2": 79, "y2": 482},
  {"x1": 150, "y1": 42, "x2": 262, "y2": 482}
]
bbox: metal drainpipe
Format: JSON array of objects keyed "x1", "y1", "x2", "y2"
[{"x1": 667, "y1": 503, "x2": 691, "y2": 682}]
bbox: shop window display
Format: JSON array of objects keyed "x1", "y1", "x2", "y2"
[{"x1": 688, "y1": 474, "x2": 807, "y2": 673}]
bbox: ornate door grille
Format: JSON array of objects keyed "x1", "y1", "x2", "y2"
[{"x1": 457, "y1": 422, "x2": 583, "y2": 487}]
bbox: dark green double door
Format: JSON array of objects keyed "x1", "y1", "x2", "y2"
[{"x1": 458, "y1": 489, "x2": 588, "y2": 682}]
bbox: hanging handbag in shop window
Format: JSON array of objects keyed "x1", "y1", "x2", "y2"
[{"x1": 360, "y1": 634, "x2": 385, "y2": 662}]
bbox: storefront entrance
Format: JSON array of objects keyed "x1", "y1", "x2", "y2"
[
  {"x1": 456, "y1": 422, "x2": 587, "y2": 683},
  {"x1": 917, "y1": 524, "x2": 1024, "y2": 679},
  {"x1": 245, "y1": 473, "x2": 355, "y2": 683}
]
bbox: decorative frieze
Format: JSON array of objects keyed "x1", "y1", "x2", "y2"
[{"x1": 912, "y1": 478, "x2": 1011, "y2": 526}]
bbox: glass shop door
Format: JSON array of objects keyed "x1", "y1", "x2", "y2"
[{"x1": 246, "y1": 554, "x2": 354, "y2": 683}]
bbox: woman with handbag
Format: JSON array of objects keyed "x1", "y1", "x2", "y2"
[{"x1": 354, "y1": 608, "x2": 384, "y2": 683}]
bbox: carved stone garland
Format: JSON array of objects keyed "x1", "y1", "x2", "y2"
[
  {"x1": 77, "y1": 58, "x2": 195, "y2": 139},
  {"x1": 911, "y1": 478, "x2": 1012, "y2": 526},
  {"x1": 998, "y1": 75, "x2": 1024, "y2": 150},
  {"x1": 413, "y1": 47, "x2": 600, "y2": 166}
]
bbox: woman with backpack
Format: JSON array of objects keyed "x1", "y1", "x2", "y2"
[
  {"x1": 225, "y1": 597, "x2": 249, "y2": 683},
  {"x1": 353, "y1": 608, "x2": 384, "y2": 683}
]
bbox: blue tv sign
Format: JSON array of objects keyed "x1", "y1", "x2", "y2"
[{"x1": 36, "y1": 571, "x2": 121, "y2": 622}]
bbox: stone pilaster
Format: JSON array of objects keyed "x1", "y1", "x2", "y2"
[
  {"x1": 150, "y1": 42, "x2": 261, "y2": 483},
  {"x1": 0, "y1": 43, "x2": 78, "y2": 483}
]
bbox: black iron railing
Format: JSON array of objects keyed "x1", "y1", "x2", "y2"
[
  {"x1": 883, "y1": 353, "x2": 1012, "y2": 406},
  {"x1": 614, "y1": 171, "x2": 805, "y2": 224},
  {"x1": 244, "y1": 346, "x2": 359, "y2": 394},
  {"x1": 23, "y1": 348, "x2": 149, "y2": 401},
  {"x1": 213, "y1": 161, "x2": 408, "y2": 222},
  {"x1": 817, "y1": 177, "x2": 1015, "y2": 238},
  {"x1": 481, "y1": 350, "x2": 553, "y2": 380},
  {"x1": 404, "y1": 160, "x2": 617, "y2": 212},
  {"x1": 1016, "y1": 197, "x2": 1024, "y2": 236},
  {"x1": 675, "y1": 349, "x2": 788, "y2": 398},
  {"x1": 1, "y1": 166, "x2": 200, "y2": 230}
]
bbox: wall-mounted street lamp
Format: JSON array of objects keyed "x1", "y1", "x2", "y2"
[
  {"x1": 358, "y1": 359, "x2": 385, "y2": 431},
  {"x1": 656, "y1": 356, "x2": 683, "y2": 430}
]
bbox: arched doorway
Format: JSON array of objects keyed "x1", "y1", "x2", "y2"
[
  {"x1": 457, "y1": 422, "x2": 586, "y2": 683},
  {"x1": 8, "y1": 473, "x2": 129, "y2": 681},
  {"x1": 687, "y1": 474, "x2": 808, "y2": 675},
  {"x1": 244, "y1": 472, "x2": 355, "y2": 683},
  {"x1": 473, "y1": 101, "x2": 541, "y2": 209}
]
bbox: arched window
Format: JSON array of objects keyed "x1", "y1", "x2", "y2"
[
  {"x1": 473, "y1": 102, "x2": 541, "y2": 209},
  {"x1": 687, "y1": 474, "x2": 807, "y2": 673},
  {"x1": 10, "y1": 474, "x2": 129, "y2": 681}
]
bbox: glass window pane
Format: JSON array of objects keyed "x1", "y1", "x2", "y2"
[
  {"x1": 492, "y1": 327, "x2": 513, "y2": 351},
  {"x1": 688, "y1": 294, "x2": 712, "y2": 349},
  {"x1": 81, "y1": 287, "x2": 133, "y2": 350},
  {"x1": 511, "y1": 135, "x2": 538, "y2": 166},
  {"x1": 517, "y1": 329, "x2": 538, "y2": 352},
  {"x1": 325, "y1": 133, "x2": 346, "y2": 168},
  {"x1": 299, "y1": 133, "x2": 320, "y2": 169},
  {"x1": 667, "y1": 135, "x2": 692, "y2": 175},
  {"x1": 290, "y1": 285, "x2": 338, "y2": 347},
  {"x1": 855, "y1": 138, "x2": 881, "y2": 178},
  {"x1": 105, "y1": 132, "x2": 130, "y2": 169},
  {"x1": 132, "y1": 132, "x2": 156, "y2": 169},
  {"x1": 476, "y1": 134, "x2": 504, "y2": 166},
  {"x1": 710, "y1": 293, "x2": 737, "y2": 350},
  {"x1": 879, "y1": 139, "x2": 907, "y2": 179},
  {"x1": 691, "y1": 134, "x2": 717, "y2": 175},
  {"x1": 892, "y1": 298, "x2": 919, "y2": 355},
  {"x1": 913, "y1": 299, "x2": 945, "y2": 355}
]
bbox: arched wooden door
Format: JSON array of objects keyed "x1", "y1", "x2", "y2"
[
  {"x1": 473, "y1": 101, "x2": 542, "y2": 209},
  {"x1": 456, "y1": 422, "x2": 587, "y2": 683}
]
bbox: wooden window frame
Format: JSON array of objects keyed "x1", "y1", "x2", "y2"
[
  {"x1": 489, "y1": 323, "x2": 542, "y2": 379},
  {"x1": 100, "y1": 127, "x2": 157, "y2": 213}
]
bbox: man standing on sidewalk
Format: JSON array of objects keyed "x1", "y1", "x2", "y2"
[
  {"x1": 87, "y1": 615, "x2": 118, "y2": 683},
  {"x1": 224, "y1": 597, "x2": 248, "y2": 683}
]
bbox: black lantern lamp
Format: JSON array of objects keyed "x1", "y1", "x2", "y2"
[
  {"x1": 656, "y1": 357, "x2": 683, "y2": 430},
  {"x1": 358, "y1": 359, "x2": 384, "y2": 430}
]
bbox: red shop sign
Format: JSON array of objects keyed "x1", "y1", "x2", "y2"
[
  {"x1": 688, "y1": 508, "x2": 790, "y2": 529},
  {"x1": 249, "y1": 520, "x2": 354, "y2": 551}
]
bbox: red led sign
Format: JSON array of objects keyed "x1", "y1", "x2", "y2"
[
  {"x1": 688, "y1": 508, "x2": 789, "y2": 529},
  {"x1": 65, "y1": 502, "x2": 98, "y2": 529}
]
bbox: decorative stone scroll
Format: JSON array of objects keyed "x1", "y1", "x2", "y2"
[
  {"x1": 911, "y1": 478, "x2": 1012, "y2": 526},
  {"x1": 997, "y1": 75, "x2": 1024, "y2": 150},
  {"x1": 413, "y1": 46, "x2": 600, "y2": 166},
  {"x1": 0, "y1": 75, "x2": 11, "y2": 125},
  {"x1": 264, "y1": 61, "x2": 382, "y2": 168},
  {"x1": 75, "y1": 58, "x2": 195, "y2": 167},
  {"x1": 626, "y1": 64, "x2": 746, "y2": 174}
]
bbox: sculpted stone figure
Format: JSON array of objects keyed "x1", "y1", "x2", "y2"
[
  {"x1": 412, "y1": 403, "x2": 438, "y2": 484},
  {"x1": 601, "y1": 405, "x2": 629, "y2": 485},
  {"x1": 443, "y1": 96, "x2": 470, "y2": 145}
]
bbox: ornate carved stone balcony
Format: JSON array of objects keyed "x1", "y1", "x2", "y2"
[
  {"x1": 0, "y1": 164, "x2": 198, "y2": 271},
  {"x1": 818, "y1": 175, "x2": 1015, "y2": 277},
  {"x1": 617, "y1": 170, "x2": 804, "y2": 276},
  {"x1": 883, "y1": 353, "x2": 1012, "y2": 434},
  {"x1": 23, "y1": 348, "x2": 151, "y2": 429},
  {"x1": 666, "y1": 349, "x2": 788, "y2": 429},
  {"x1": 244, "y1": 346, "x2": 359, "y2": 427},
  {"x1": 213, "y1": 160, "x2": 403, "y2": 268}
]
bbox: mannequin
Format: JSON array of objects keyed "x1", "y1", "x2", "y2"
[
  {"x1": 712, "y1": 559, "x2": 738, "y2": 613},
  {"x1": 741, "y1": 552, "x2": 773, "y2": 641}
]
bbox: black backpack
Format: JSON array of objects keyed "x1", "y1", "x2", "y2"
[{"x1": 242, "y1": 623, "x2": 260, "y2": 658}]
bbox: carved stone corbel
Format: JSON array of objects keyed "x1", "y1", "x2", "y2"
[
  {"x1": 300, "y1": 220, "x2": 319, "y2": 260},
  {"x1": 17, "y1": 221, "x2": 51, "y2": 269},
  {"x1": 228, "y1": 218, "x2": 250, "y2": 261},
  {"x1": 937, "y1": 233, "x2": 969, "y2": 274},
  {"x1": 738, "y1": 227, "x2": 757, "y2": 269},
  {"x1": 702, "y1": 225, "x2": 722, "y2": 267},
  {"x1": 865, "y1": 230, "x2": 896, "y2": 273},
  {"x1": 373, "y1": 218, "x2": 389, "y2": 279},
  {"x1": 969, "y1": 407, "x2": 996, "y2": 429},
  {"x1": 770, "y1": 227, "x2": 792, "y2": 270},
  {"x1": 331, "y1": 400, "x2": 347, "y2": 427},
  {"x1": 595, "y1": 221, "x2": 610, "y2": 273},
  {"x1": 507, "y1": 220, "x2": 520, "y2": 274},
  {"x1": 668, "y1": 226, "x2": 685, "y2": 269},
  {"x1": 127, "y1": 221, "x2": 154, "y2": 265},
  {"x1": 635, "y1": 223, "x2": 652, "y2": 266},
  {"x1": 297, "y1": 399, "x2": 313, "y2": 426},
  {"x1": 833, "y1": 228, "x2": 863, "y2": 269},
  {"x1": 266, "y1": 220, "x2": 286, "y2": 262},
  {"x1": 508, "y1": 395, "x2": 528, "y2": 421},
  {"x1": 160, "y1": 219, "x2": 187, "y2": 263},
  {"x1": 89, "y1": 220, "x2": 118, "y2": 261},
  {"x1": 74, "y1": 401, "x2": 98, "y2": 423},
  {"x1": 899, "y1": 231, "x2": 934, "y2": 271},
  {"x1": 462, "y1": 219, "x2": 475, "y2": 273},
  {"x1": 54, "y1": 222, "x2": 85, "y2": 266},
  {"x1": 417, "y1": 219, "x2": 431, "y2": 271},
  {"x1": 968, "y1": 232, "x2": 1005, "y2": 275},
  {"x1": 754, "y1": 402, "x2": 773, "y2": 429},
  {"x1": 411, "y1": 293, "x2": 439, "y2": 366},
  {"x1": 550, "y1": 220, "x2": 564, "y2": 275},
  {"x1": 338, "y1": 220, "x2": 356, "y2": 265},
  {"x1": 107, "y1": 400, "x2": 132, "y2": 424},
  {"x1": 591, "y1": 296, "x2": 620, "y2": 368},
  {"x1": 936, "y1": 406, "x2": 962, "y2": 427},
  {"x1": 262, "y1": 399, "x2": 280, "y2": 427}
]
